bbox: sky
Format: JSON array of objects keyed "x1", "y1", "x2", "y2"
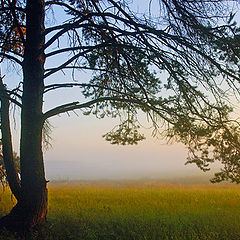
[
  {"x1": 2, "y1": 0, "x2": 229, "y2": 181},
  {"x1": 44, "y1": 114, "x2": 191, "y2": 180}
]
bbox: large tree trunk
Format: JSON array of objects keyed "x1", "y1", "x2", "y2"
[
  {"x1": 19, "y1": 0, "x2": 47, "y2": 229},
  {"x1": 0, "y1": 0, "x2": 47, "y2": 231}
]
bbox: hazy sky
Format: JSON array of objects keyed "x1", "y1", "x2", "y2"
[
  {"x1": 44, "y1": 114, "x2": 191, "y2": 180},
  {"x1": 2, "y1": 0, "x2": 226, "y2": 181}
]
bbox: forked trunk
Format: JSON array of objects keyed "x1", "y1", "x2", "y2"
[{"x1": 0, "y1": 0, "x2": 47, "y2": 231}]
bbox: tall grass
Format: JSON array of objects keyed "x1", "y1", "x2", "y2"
[{"x1": 0, "y1": 182, "x2": 239, "y2": 240}]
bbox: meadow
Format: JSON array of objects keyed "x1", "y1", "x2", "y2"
[{"x1": 0, "y1": 181, "x2": 239, "y2": 240}]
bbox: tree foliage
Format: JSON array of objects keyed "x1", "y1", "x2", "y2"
[{"x1": 0, "y1": 0, "x2": 240, "y2": 230}]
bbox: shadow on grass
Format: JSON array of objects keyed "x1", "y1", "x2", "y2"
[{"x1": 0, "y1": 214, "x2": 239, "y2": 240}]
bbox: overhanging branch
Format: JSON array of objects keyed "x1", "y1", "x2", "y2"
[
  {"x1": 43, "y1": 96, "x2": 173, "y2": 124},
  {"x1": 43, "y1": 97, "x2": 140, "y2": 119},
  {"x1": 44, "y1": 83, "x2": 125, "y2": 96}
]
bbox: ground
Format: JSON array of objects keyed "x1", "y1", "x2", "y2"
[{"x1": 0, "y1": 180, "x2": 239, "y2": 240}]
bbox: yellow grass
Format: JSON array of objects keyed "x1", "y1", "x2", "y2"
[{"x1": 0, "y1": 181, "x2": 239, "y2": 239}]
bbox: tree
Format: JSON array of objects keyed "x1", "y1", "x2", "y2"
[
  {"x1": 0, "y1": 0, "x2": 239, "y2": 231},
  {"x1": 167, "y1": 2, "x2": 240, "y2": 184},
  {"x1": 0, "y1": 143, "x2": 20, "y2": 187}
]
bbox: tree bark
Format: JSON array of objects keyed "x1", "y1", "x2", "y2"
[
  {"x1": 0, "y1": 78, "x2": 21, "y2": 201},
  {"x1": 0, "y1": 0, "x2": 47, "y2": 231}
]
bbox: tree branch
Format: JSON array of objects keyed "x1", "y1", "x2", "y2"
[
  {"x1": 44, "y1": 66, "x2": 111, "y2": 73},
  {"x1": 45, "y1": 1, "x2": 84, "y2": 15},
  {"x1": 0, "y1": 53, "x2": 23, "y2": 66},
  {"x1": 44, "y1": 83, "x2": 130, "y2": 97},
  {"x1": 0, "y1": 6, "x2": 25, "y2": 12},
  {"x1": 0, "y1": 92, "x2": 22, "y2": 108},
  {"x1": 43, "y1": 96, "x2": 173, "y2": 124},
  {"x1": 9, "y1": 1, "x2": 26, "y2": 44},
  {"x1": 44, "y1": 42, "x2": 113, "y2": 78}
]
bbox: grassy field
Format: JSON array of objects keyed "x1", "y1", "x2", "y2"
[{"x1": 0, "y1": 181, "x2": 239, "y2": 240}]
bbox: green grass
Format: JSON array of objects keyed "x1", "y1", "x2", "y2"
[{"x1": 0, "y1": 182, "x2": 239, "y2": 240}]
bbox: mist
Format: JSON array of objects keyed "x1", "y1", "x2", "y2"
[{"x1": 43, "y1": 114, "x2": 217, "y2": 181}]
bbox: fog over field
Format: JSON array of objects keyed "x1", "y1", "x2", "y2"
[{"x1": 43, "y1": 114, "x2": 219, "y2": 182}]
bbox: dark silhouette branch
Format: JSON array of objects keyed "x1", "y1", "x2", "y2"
[
  {"x1": 8, "y1": 0, "x2": 26, "y2": 44},
  {"x1": 44, "y1": 66, "x2": 113, "y2": 73},
  {"x1": 43, "y1": 96, "x2": 173, "y2": 124},
  {"x1": 45, "y1": 1, "x2": 84, "y2": 15},
  {"x1": 44, "y1": 42, "x2": 114, "y2": 78},
  {"x1": 0, "y1": 94, "x2": 22, "y2": 108},
  {"x1": 0, "y1": 52, "x2": 22, "y2": 65},
  {"x1": 44, "y1": 83, "x2": 125, "y2": 96}
]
